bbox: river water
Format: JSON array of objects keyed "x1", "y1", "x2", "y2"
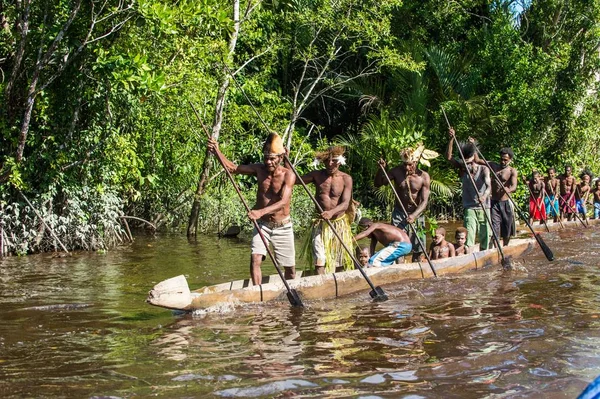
[{"x1": 1, "y1": 224, "x2": 599, "y2": 398}]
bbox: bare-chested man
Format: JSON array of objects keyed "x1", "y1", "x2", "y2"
[
  {"x1": 473, "y1": 146, "x2": 518, "y2": 247},
  {"x1": 544, "y1": 168, "x2": 560, "y2": 223},
  {"x1": 354, "y1": 218, "x2": 412, "y2": 267},
  {"x1": 374, "y1": 146, "x2": 432, "y2": 262},
  {"x1": 576, "y1": 171, "x2": 592, "y2": 222},
  {"x1": 208, "y1": 133, "x2": 296, "y2": 285},
  {"x1": 299, "y1": 146, "x2": 353, "y2": 274},
  {"x1": 560, "y1": 165, "x2": 577, "y2": 221}
]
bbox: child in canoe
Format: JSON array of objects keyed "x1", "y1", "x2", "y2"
[
  {"x1": 454, "y1": 227, "x2": 470, "y2": 256},
  {"x1": 429, "y1": 227, "x2": 455, "y2": 260}
]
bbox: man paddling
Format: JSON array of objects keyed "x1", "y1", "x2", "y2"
[
  {"x1": 544, "y1": 168, "x2": 560, "y2": 223},
  {"x1": 207, "y1": 133, "x2": 296, "y2": 285},
  {"x1": 374, "y1": 145, "x2": 432, "y2": 262},
  {"x1": 354, "y1": 218, "x2": 412, "y2": 267},
  {"x1": 446, "y1": 129, "x2": 492, "y2": 250},
  {"x1": 473, "y1": 145, "x2": 518, "y2": 247},
  {"x1": 298, "y1": 146, "x2": 353, "y2": 274},
  {"x1": 560, "y1": 165, "x2": 577, "y2": 221}
]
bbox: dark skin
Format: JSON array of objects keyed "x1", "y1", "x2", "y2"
[
  {"x1": 576, "y1": 174, "x2": 591, "y2": 221},
  {"x1": 374, "y1": 160, "x2": 431, "y2": 224},
  {"x1": 528, "y1": 173, "x2": 545, "y2": 225},
  {"x1": 472, "y1": 149, "x2": 518, "y2": 201},
  {"x1": 545, "y1": 168, "x2": 560, "y2": 223},
  {"x1": 429, "y1": 231, "x2": 455, "y2": 260},
  {"x1": 357, "y1": 248, "x2": 370, "y2": 267},
  {"x1": 593, "y1": 181, "x2": 600, "y2": 219},
  {"x1": 594, "y1": 181, "x2": 600, "y2": 204},
  {"x1": 446, "y1": 129, "x2": 492, "y2": 203},
  {"x1": 207, "y1": 138, "x2": 296, "y2": 285},
  {"x1": 454, "y1": 232, "x2": 468, "y2": 256},
  {"x1": 298, "y1": 156, "x2": 353, "y2": 274},
  {"x1": 354, "y1": 222, "x2": 410, "y2": 261},
  {"x1": 560, "y1": 166, "x2": 576, "y2": 220}
]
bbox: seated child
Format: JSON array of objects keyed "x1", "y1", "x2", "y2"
[
  {"x1": 593, "y1": 179, "x2": 600, "y2": 219},
  {"x1": 428, "y1": 227, "x2": 455, "y2": 260},
  {"x1": 454, "y1": 227, "x2": 470, "y2": 256},
  {"x1": 356, "y1": 245, "x2": 371, "y2": 268},
  {"x1": 354, "y1": 218, "x2": 412, "y2": 267}
]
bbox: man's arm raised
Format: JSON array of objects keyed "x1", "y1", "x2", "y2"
[
  {"x1": 207, "y1": 138, "x2": 258, "y2": 175},
  {"x1": 374, "y1": 159, "x2": 389, "y2": 188},
  {"x1": 446, "y1": 128, "x2": 461, "y2": 169}
]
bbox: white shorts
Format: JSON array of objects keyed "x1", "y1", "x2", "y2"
[{"x1": 251, "y1": 221, "x2": 295, "y2": 267}]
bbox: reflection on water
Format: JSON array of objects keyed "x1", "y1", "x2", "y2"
[{"x1": 0, "y1": 228, "x2": 599, "y2": 398}]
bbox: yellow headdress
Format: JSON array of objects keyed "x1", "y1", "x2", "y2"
[
  {"x1": 262, "y1": 132, "x2": 285, "y2": 156},
  {"x1": 400, "y1": 142, "x2": 439, "y2": 167}
]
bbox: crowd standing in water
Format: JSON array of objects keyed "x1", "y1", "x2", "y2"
[{"x1": 207, "y1": 129, "x2": 600, "y2": 284}]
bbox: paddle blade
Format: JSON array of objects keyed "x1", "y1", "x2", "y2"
[
  {"x1": 369, "y1": 286, "x2": 388, "y2": 302},
  {"x1": 501, "y1": 256, "x2": 513, "y2": 271},
  {"x1": 534, "y1": 233, "x2": 554, "y2": 261},
  {"x1": 286, "y1": 289, "x2": 304, "y2": 307}
]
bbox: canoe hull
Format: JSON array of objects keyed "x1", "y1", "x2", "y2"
[{"x1": 147, "y1": 237, "x2": 539, "y2": 311}]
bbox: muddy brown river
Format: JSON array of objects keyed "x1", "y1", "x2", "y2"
[{"x1": 1, "y1": 224, "x2": 599, "y2": 398}]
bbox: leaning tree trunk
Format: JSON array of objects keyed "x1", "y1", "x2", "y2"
[{"x1": 187, "y1": 0, "x2": 241, "y2": 238}]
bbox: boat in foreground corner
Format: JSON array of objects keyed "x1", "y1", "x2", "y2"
[{"x1": 146, "y1": 219, "x2": 598, "y2": 312}]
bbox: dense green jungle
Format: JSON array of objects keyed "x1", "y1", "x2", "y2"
[{"x1": 1, "y1": 0, "x2": 599, "y2": 255}]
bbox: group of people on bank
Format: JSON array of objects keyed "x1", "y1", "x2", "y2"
[{"x1": 207, "y1": 128, "x2": 600, "y2": 285}]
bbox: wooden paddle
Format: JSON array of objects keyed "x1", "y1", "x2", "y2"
[
  {"x1": 441, "y1": 107, "x2": 511, "y2": 269},
  {"x1": 469, "y1": 144, "x2": 555, "y2": 262},
  {"x1": 377, "y1": 163, "x2": 438, "y2": 277},
  {"x1": 220, "y1": 66, "x2": 388, "y2": 302},
  {"x1": 189, "y1": 101, "x2": 304, "y2": 308},
  {"x1": 543, "y1": 183, "x2": 565, "y2": 229},
  {"x1": 525, "y1": 183, "x2": 550, "y2": 233},
  {"x1": 558, "y1": 190, "x2": 588, "y2": 228}
]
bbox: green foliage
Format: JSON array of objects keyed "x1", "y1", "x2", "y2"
[{"x1": 1, "y1": 0, "x2": 600, "y2": 254}]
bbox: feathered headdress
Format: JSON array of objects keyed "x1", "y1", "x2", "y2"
[
  {"x1": 400, "y1": 142, "x2": 439, "y2": 167},
  {"x1": 311, "y1": 146, "x2": 346, "y2": 167}
]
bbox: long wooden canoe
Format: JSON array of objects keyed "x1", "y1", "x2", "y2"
[{"x1": 147, "y1": 219, "x2": 598, "y2": 312}]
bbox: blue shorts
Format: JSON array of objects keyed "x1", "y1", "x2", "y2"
[
  {"x1": 576, "y1": 199, "x2": 587, "y2": 215},
  {"x1": 594, "y1": 202, "x2": 600, "y2": 219},
  {"x1": 369, "y1": 242, "x2": 412, "y2": 267}
]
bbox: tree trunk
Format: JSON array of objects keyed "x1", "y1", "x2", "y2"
[{"x1": 186, "y1": 0, "x2": 240, "y2": 238}]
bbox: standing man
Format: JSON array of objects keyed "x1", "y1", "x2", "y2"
[
  {"x1": 446, "y1": 129, "x2": 492, "y2": 251},
  {"x1": 560, "y1": 165, "x2": 576, "y2": 221},
  {"x1": 374, "y1": 145, "x2": 432, "y2": 262},
  {"x1": 299, "y1": 146, "x2": 353, "y2": 274},
  {"x1": 208, "y1": 133, "x2": 296, "y2": 285},
  {"x1": 473, "y1": 146, "x2": 518, "y2": 247},
  {"x1": 545, "y1": 168, "x2": 560, "y2": 223}
]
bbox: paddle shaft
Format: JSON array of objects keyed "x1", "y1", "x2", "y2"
[
  {"x1": 467, "y1": 139, "x2": 554, "y2": 261},
  {"x1": 377, "y1": 164, "x2": 437, "y2": 277},
  {"x1": 544, "y1": 182, "x2": 566, "y2": 229},
  {"x1": 284, "y1": 154, "x2": 383, "y2": 292},
  {"x1": 441, "y1": 108, "x2": 506, "y2": 261},
  {"x1": 220, "y1": 63, "x2": 386, "y2": 298},
  {"x1": 189, "y1": 102, "x2": 302, "y2": 305},
  {"x1": 558, "y1": 190, "x2": 588, "y2": 228}
]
